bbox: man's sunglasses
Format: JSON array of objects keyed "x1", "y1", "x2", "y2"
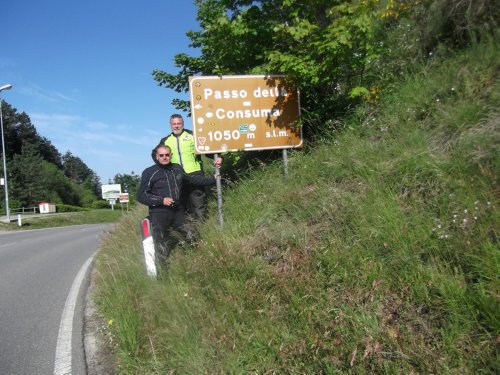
[{"x1": 158, "y1": 153, "x2": 171, "y2": 157}]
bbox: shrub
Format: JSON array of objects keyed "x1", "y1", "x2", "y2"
[
  {"x1": 91, "y1": 200, "x2": 112, "y2": 209},
  {"x1": 56, "y1": 204, "x2": 90, "y2": 212}
]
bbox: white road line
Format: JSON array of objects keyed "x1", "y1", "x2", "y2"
[
  {"x1": 54, "y1": 254, "x2": 95, "y2": 375},
  {"x1": 0, "y1": 241, "x2": 17, "y2": 248}
]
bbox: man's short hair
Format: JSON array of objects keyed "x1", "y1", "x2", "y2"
[
  {"x1": 154, "y1": 144, "x2": 171, "y2": 154},
  {"x1": 170, "y1": 114, "x2": 183, "y2": 121}
]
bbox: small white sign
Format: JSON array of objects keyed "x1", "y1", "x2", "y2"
[{"x1": 102, "y1": 184, "x2": 121, "y2": 199}]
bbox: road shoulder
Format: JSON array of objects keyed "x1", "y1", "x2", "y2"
[{"x1": 84, "y1": 266, "x2": 118, "y2": 375}]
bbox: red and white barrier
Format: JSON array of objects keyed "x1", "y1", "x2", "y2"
[{"x1": 140, "y1": 217, "x2": 157, "y2": 277}]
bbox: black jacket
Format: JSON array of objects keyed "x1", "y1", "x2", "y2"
[{"x1": 136, "y1": 158, "x2": 215, "y2": 209}]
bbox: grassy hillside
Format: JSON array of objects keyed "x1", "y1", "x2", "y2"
[{"x1": 93, "y1": 40, "x2": 499, "y2": 374}]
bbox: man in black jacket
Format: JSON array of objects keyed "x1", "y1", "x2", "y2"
[{"x1": 137, "y1": 144, "x2": 217, "y2": 266}]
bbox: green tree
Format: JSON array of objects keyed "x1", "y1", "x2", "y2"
[
  {"x1": 9, "y1": 145, "x2": 97, "y2": 208},
  {"x1": 152, "y1": 0, "x2": 385, "y2": 135},
  {"x1": 8, "y1": 143, "x2": 47, "y2": 207},
  {"x1": 0, "y1": 101, "x2": 101, "y2": 208},
  {"x1": 0, "y1": 100, "x2": 62, "y2": 167},
  {"x1": 62, "y1": 151, "x2": 91, "y2": 184},
  {"x1": 40, "y1": 161, "x2": 82, "y2": 205},
  {"x1": 113, "y1": 172, "x2": 140, "y2": 202},
  {"x1": 153, "y1": 0, "x2": 498, "y2": 139},
  {"x1": 62, "y1": 151, "x2": 101, "y2": 196}
]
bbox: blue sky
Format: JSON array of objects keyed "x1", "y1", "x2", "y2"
[{"x1": 0, "y1": 0, "x2": 199, "y2": 183}]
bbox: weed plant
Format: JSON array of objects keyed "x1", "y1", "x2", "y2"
[{"x1": 94, "y1": 41, "x2": 499, "y2": 373}]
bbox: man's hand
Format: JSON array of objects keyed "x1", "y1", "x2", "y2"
[
  {"x1": 163, "y1": 197, "x2": 174, "y2": 206},
  {"x1": 213, "y1": 157, "x2": 223, "y2": 169}
]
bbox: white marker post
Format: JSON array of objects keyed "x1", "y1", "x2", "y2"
[{"x1": 140, "y1": 217, "x2": 157, "y2": 277}]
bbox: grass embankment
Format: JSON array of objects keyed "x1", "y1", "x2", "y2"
[
  {"x1": 93, "y1": 42, "x2": 499, "y2": 374},
  {"x1": 0, "y1": 209, "x2": 123, "y2": 230}
]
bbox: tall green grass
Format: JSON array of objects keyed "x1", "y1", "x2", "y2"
[{"x1": 94, "y1": 41, "x2": 499, "y2": 374}]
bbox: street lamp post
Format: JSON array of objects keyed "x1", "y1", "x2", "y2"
[{"x1": 0, "y1": 84, "x2": 13, "y2": 223}]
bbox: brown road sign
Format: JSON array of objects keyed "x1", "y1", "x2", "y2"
[{"x1": 189, "y1": 75, "x2": 302, "y2": 154}]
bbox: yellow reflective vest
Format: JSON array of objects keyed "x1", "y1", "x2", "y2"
[{"x1": 159, "y1": 130, "x2": 202, "y2": 174}]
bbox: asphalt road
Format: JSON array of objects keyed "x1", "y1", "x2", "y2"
[{"x1": 0, "y1": 224, "x2": 112, "y2": 375}]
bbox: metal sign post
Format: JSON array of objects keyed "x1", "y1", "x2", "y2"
[
  {"x1": 214, "y1": 153, "x2": 224, "y2": 228},
  {"x1": 283, "y1": 149, "x2": 289, "y2": 178},
  {"x1": 108, "y1": 199, "x2": 116, "y2": 210}
]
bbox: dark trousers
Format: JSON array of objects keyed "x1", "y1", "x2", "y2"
[
  {"x1": 184, "y1": 171, "x2": 208, "y2": 221},
  {"x1": 149, "y1": 207, "x2": 192, "y2": 266}
]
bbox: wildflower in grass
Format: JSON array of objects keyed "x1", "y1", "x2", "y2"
[{"x1": 367, "y1": 86, "x2": 381, "y2": 105}]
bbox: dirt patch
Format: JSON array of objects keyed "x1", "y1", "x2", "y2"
[{"x1": 84, "y1": 267, "x2": 118, "y2": 375}]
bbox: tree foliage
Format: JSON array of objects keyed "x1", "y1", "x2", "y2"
[
  {"x1": 1, "y1": 101, "x2": 62, "y2": 167},
  {"x1": 153, "y1": 0, "x2": 498, "y2": 137},
  {"x1": 150, "y1": 0, "x2": 499, "y2": 180},
  {"x1": 8, "y1": 143, "x2": 47, "y2": 207},
  {"x1": 62, "y1": 151, "x2": 100, "y2": 196},
  {"x1": 0, "y1": 100, "x2": 101, "y2": 209}
]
